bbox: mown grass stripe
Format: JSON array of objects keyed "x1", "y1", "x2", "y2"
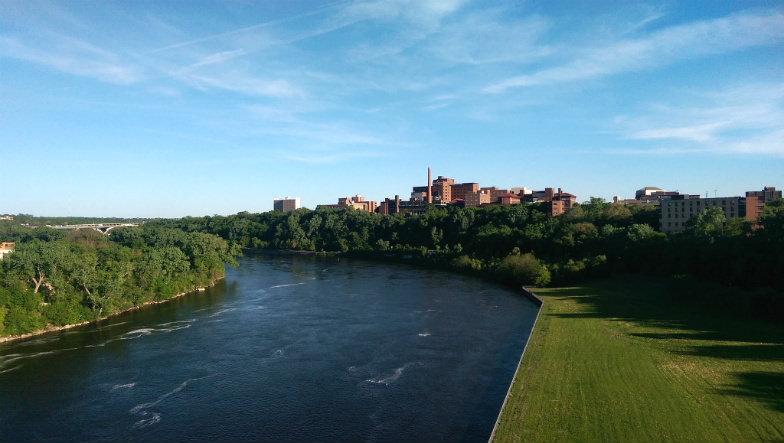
[{"x1": 491, "y1": 276, "x2": 784, "y2": 443}]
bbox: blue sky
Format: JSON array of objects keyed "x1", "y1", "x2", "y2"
[{"x1": 2, "y1": 0, "x2": 782, "y2": 217}]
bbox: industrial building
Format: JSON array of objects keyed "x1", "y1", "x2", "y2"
[{"x1": 320, "y1": 195, "x2": 378, "y2": 213}]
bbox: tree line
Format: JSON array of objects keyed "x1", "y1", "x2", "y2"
[
  {"x1": 3, "y1": 197, "x2": 781, "y2": 336},
  {"x1": 156, "y1": 198, "x2": 783, "y2": 296},
  {"x1": 0, "y1": 223, "x2": 238, "y2": 336}
]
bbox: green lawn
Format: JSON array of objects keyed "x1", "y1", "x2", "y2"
[{"x1": 491, "y1": 276, "x2": 784, "y2": 443}]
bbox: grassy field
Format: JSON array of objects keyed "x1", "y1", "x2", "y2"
[{"x1": 491, "y1": 275, "x2": 784, "y2": 443}]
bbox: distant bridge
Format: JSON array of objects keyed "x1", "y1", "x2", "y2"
[{"x1": 47, "y1": 223, "x2": 141, "y2": 234}]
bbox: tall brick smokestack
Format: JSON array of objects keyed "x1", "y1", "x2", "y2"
[{"x1": 428, "y1": 167, "x2": 432, "y2": 204}]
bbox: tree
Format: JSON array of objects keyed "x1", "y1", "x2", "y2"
[
  {"x1": 499, "y1": 253, "x2": 551, "y2": 287},
  {"x1": 599, "y1": 203, "x2": 632, "y2": 225},
  {"x1": 7, "y1": 239, "x2": 68, "y2": 295},
  {"x1": 688, "y1": 207, "x2": 726, "y2": 240},
  {"x1": 67, "y1": 245, "x2": 100, "y2": 309},
  {"x1": 759, "y1": 198, "x2": 784, "y2": 241}
]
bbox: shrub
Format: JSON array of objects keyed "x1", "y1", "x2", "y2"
[{"x1": 498, "y1": 253, "x2": 551, "y2": 287}]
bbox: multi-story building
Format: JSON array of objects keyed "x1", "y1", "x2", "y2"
[
  {"x1": 510, "y1": 187, "x2": 530, "y2": 196},
  {"x1": 659, "y1": 187, "x2": 780, "y2": 233},
  {"x1": 660, "y1": 195, "x2": 749, "y2": 233},
  {"x1": 464, "y1": 189, "x2": 493, "y2": 207},
  {"x1": 489, "y1": 187, "x2": 510, "y2": 201},
  {"x1": 321, "y1": 195, "x2": 377, "y2": 212},
  {"x1": 410, "y1": 173, "x2": 476, "y2": 204},
  {"x1": 745, "y1": 187, "x2": 782, "y2": 223},
  {"x1": 498, "y1": 193, "x2": 522, "y2": 206},
  {"x1": 615, "y1": 186, "x2": 695, "y2": 207},
  {"x1": 746, "y1": 186, "x2": 782, "y2": 202},
  {"x1": 635, "y1": 187, "x2": 665, "y2": 200},
  {"x1": 522, "y1": 188, "x2": 576, "y2": 216},
  {"x1": 410, "y1": 188, "x2": 428, "y2": 202},
  {"x1": 550, "y1": 188, "x2": 577, "y2": 216},
  {"x1": 378, "y1": 195, "x2": 402, "y2": 215},
  {"x1": 450, "y1": 183, "x2": 479, "y2": 202},
  {"x1": 274, "y1": 197, "x2": 300, "y2": 212},
  {"x1": 431, "y1": 176, "x2": 455, "y2": 203}
]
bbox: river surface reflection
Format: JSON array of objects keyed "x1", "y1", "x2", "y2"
[{"x1": 0, "y1": 253, "x2": 538, "y2": 442}]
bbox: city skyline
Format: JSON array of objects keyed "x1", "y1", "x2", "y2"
[{"x1": 2, "y1": 1, "x2": 783, "y2": 217}]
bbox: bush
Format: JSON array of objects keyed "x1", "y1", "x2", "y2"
[
  {"x1": 453, "y1": 255, "x2": 484, "y2": 271},
  {"x1": 2, "y1": 305, "x2": 45, "y2": 335},
  {"x1": 43, "y1": 299, "x2": 88, "y2": 326},
  {"x1": 498, "y1": 253, "x2": 551, "y2": 287}
]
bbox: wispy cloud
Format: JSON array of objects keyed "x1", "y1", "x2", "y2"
[
  {"x1": 284, "y1": 150, "x2": 389, "y2": 164},
  {"x1": 0, "y1": 35, "x2": 142, "y2": 84},
  {"x1": 176, "y1": 49, "x2": 247, "y2": 74},
  {"x1": 421, "y1": 9, "x2": 551, "y2": 66},
  {"x1": 243, "y1": 103, "x2": 406, "y2": 164},
  {"x1": 180, "y1": 70, "x2": 302, "y2": 98},
  {"x1": 484, "y1": 9, "x2": 784, "y2": 93},
  {"x1": 612, "y1": 83, "x2": 784, "y2": 157}
]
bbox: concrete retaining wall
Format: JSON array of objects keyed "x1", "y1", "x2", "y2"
[{"x1": 488, "y1": 286, "x2": 543, "y2": 442}]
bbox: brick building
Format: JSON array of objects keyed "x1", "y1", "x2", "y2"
[
  {"x1": 521, "y1": 188, "x2": 576, "y2": 216},
  {"x1": 745, "y1": 187, "x2": 782, "y2": 223},
  {"x1": 450, "y1": 183, "x2": 479, "y2": 202},
  {"x1": 464, "y1": 189, "x2": 493, "y2": 207}
]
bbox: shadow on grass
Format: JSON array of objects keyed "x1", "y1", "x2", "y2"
[
  {"x1": 545, "y1": 274, "x2": 784, "y2": 413},
  {"x1": 719, "y1": 372, "x2": 784, "y2": 413},
  {"x1": 548, "y1": 276, "x2": 784, "y2": 345},
  {"x1": 676, "y1": 344, "x2": 784, "y2": 362}
]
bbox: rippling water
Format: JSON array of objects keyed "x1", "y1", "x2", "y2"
[{"x1": 0, "y1": 253, "x2": 538, "y2": 442}]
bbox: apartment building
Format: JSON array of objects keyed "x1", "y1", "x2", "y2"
[
  {"x1": 660, "y1": 195, "x2": 748, "y2": 233},
  {"x1": 274, "y1": 197, "x2": 300, "y2": 213}
]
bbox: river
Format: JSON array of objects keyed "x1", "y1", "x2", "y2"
[{"x1": 0, "y1": 253, "x2": 538, "y2": 442}]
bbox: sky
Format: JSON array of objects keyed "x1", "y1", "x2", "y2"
[{"x1": 1, "y1": 0, "x2": 783, "y2": 218}]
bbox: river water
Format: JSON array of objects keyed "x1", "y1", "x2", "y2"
[{"x1": 0, "y1": 253, "x2": 538, "y2": 442}]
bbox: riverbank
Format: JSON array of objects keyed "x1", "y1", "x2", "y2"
[
  {"x1": 491, "y1": 275, "x2": 784, "y2": 442},
  {"x1": 0, "y1": 278, "x2": 224, "y2": 345}
]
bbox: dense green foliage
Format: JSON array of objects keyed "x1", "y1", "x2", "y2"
[
  {"x1": 155, "y1": 199, "x2": 783, "y2": 304},
  {"x1": 3, "y1": 197, "x2": 781, "y2": 336},
  {"x1": 0, "y1": 223, "x2": 237, "y2": 337}
]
